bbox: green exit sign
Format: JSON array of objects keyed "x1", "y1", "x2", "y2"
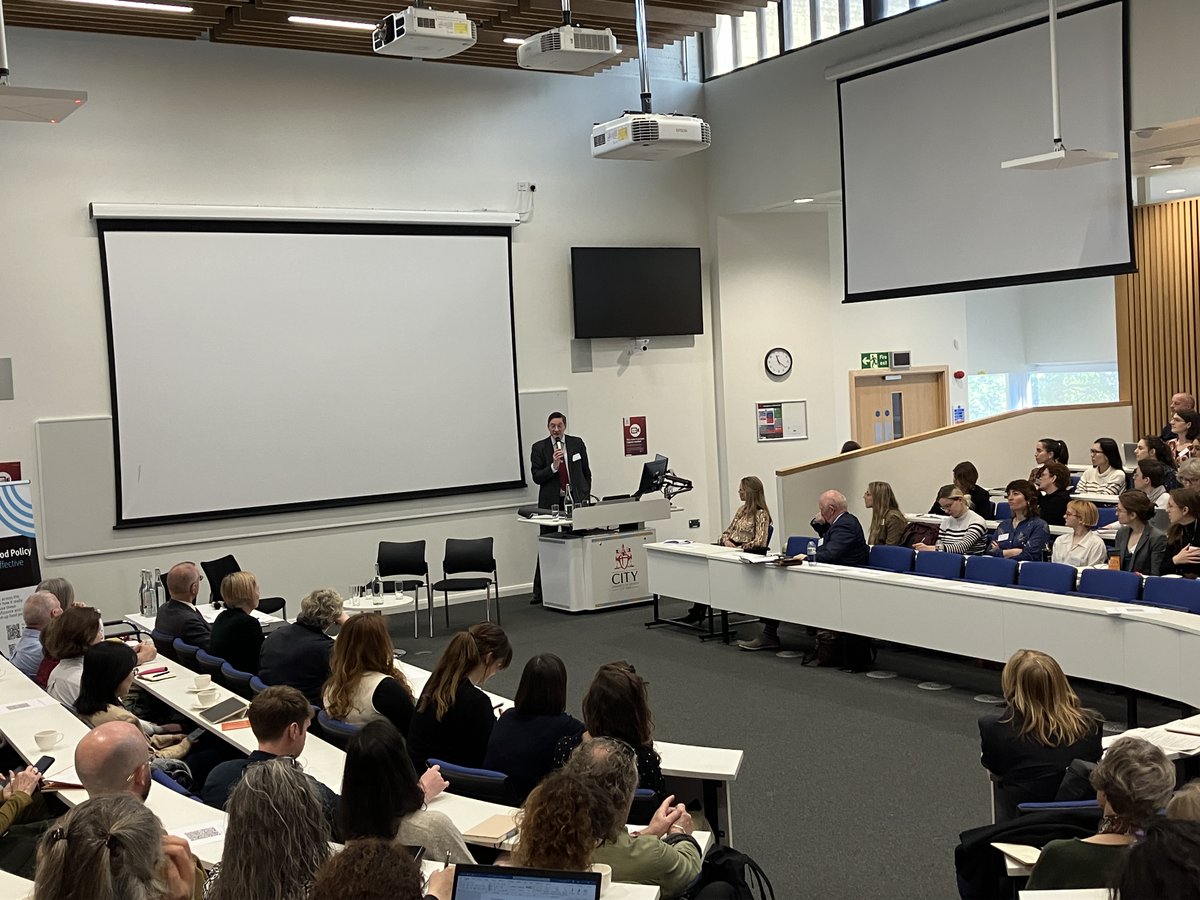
[{"x1": 861, "y1": 351, "x2": 891, "y2": 369}]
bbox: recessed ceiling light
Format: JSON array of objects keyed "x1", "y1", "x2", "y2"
[
  {"x1": 1149, "y1": 162, "x2": 1173, "y2": 170},
  {"x1": 503, "y1": 37, "x2": 524, "y2": 45},
  {"x1": 792, "y1": 197, "x2": 814, "y2": 204},
  {"x1": 1165, "y1": 188, "x2": 1187, "y2": 195},
  {"x1": 65, "y1": 0, "x2": 192, "y2": 11},
  {"x1": 287, "y1": 15, "x2": 376, "y2": 30}
]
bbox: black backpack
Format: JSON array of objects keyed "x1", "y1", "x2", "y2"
[{"x1": 691, "y1": 846, "x2": 775, "y2": 899}]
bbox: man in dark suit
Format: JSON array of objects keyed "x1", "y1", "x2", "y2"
[
  {"x1": 529, "y1": 411, "x2": 592, "y2": 604},
  {"x1": 738, "y1": 489, "x2": 867, "y2": 651},
  {"x1": 153, "y1": 561, "x2": 212, "y2": 650}
]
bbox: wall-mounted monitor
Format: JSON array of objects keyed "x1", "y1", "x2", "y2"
[{"x1": 570, "y1": 247, "x2": 703, "y2": 339}]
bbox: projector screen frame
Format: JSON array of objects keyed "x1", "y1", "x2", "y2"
[
  {"x1": 95, "y1": 217, "x2": 526, "y2": 529},
  {"x1": 836, "y1": 0, "x2": 1135, "y2": 304}
]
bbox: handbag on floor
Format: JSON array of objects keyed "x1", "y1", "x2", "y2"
[{"x1": 688, "y1": 845, "x2": 775, "y2": 899}]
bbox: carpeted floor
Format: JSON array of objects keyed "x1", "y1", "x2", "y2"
[{"x1": 384, "y1": 595, "x2": 1178, "y2": 900}]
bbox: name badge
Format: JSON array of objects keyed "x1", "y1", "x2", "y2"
[{"x1": 572, "y1": 453, "x2": 582, "y2": 462}]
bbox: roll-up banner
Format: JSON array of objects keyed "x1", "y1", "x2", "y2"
[{"x1": 0, "y1": 481, "x2": 41, "y2": 657}]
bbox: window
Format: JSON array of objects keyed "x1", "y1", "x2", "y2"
[
  {"x1": 870, "y1": 0, "x2": 943, "y2": 22},
  {"x1": 816, "y1": 0, "x2": 842, "y2": 40},
  {"x1": 707, "y1": 14, "x2": 736, "y2": 77},
  {"x1": 785, "y1": 0, "x2": 813, "y2": 50},
  {"x1": 967, "y1": 374, "x2": 1010, "y2": 421},
  {"x1": 1029, "y1": 367, "x2": 1119, "y2": 408},
  {"x1": 737, "y1": 11, "x2": 760, "y2": 66},
  {"x1": 761, "y1": 2, "x2": 781, "y2": 59}
]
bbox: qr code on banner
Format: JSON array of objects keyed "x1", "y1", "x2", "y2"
[
  {"x1": 184, "y1": 827, "x2": 221, "y2": 842},
  {"x1": 5, "y1": 623, "x2": 21, "y2": 642}
]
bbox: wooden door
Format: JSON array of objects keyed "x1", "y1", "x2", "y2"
[{"x1": 850, "y1": 367, "x2": 949, "y2": 448}]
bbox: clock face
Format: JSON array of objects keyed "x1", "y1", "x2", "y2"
[{"x1": 765, "y1": 347, "x2": 792, "y2": 377}]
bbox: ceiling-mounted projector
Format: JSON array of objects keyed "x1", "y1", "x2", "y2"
[
  {"x1": 0, "y1": 85, "x2": 87, "y2": 123},
  {"x1": 591, "y1": 112, "x2": 711, "y2": 160},
  {"x1": 372, "y1": 7, "x2": 476, "y2": 59},
  {"x1": 517, "y1": 26, "x2": 619, "y2": 72},
  {"x1": 1001, "y1": 147, "x2": 1118, "y2": 170}
]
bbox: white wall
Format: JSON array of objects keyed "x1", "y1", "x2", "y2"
[{"x1": 0, "y1": 28, "x2": 720, "y2": 611}]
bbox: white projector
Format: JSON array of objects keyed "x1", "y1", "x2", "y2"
[
  {"x1": 591, "y1": 112, "x2": 711, "y2": 161},
  {"x1": 372, "y1": 7, "x2": 476, "y2": 59},
  {"x1": 0, "y1": 85, "x2": 87, "y2": 124},
  {"x1": 517, "y1": 26, "x2": 619, "y2": 72},
  {"x1": 1001, "y1": 146, "x2": 1118, "y2": 170}
]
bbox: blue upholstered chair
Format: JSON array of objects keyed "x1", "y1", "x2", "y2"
[
  {"x1": 963, "y1": 555, "x2": 1018, "y2": 586},
  {"x1": 249, "y1": 675, "x2": 270, "y2": 696},
  {"x1": 195, "y1": 649, "x2": 227, "y2": 682},
  {"x1": 426, "y1": 758, "x2": 517, "y2": 805},
  {"x1": 1073, "y1": 568, "x2": 1142, "y2": 603},
  {"x1": 172, "y1": 638, "x2": 200, "y2": 671},
  {"x1": 993, "y1": 501, "x2": 1011, "y2": 521},
  {"x1": 316, "y1": 709, "x2": 362, "y2": 749},
  {"x1": 1142, "y1": 577, "x2": 1200, "y2": 615},
  {"x1": 913, "y1": 551, "x2": 964, "y2": 579},
  {"x1": 221, "y1": 662, "x2": 256, "y2": 698},
  {"x1": 1016, "y1": 561, "x2": 1077, "y2": 594},
  {"x1": 151, "y1": 629, "x2": 179, "y2": 661},
  {"x1": 869, "y1": 544, "x2": 914, "y2": 573}
]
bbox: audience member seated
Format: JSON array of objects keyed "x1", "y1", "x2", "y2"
[
  {"x1": 201, "y1": 686, "x2": 339, "y2": 828},
  {"x1": 44, "y1": 605, "x2": 103, "y2": 706},
  {"x1": 340, "y1": 719, "x2": 472, "y2": 865},
  {"x1": 1112, "y1": 819, "x2": 1200, "y2": 900},
  {"x1": 1163, "y1": 487, "x2": 1200, "y2": 578},
  {"x1": 1029, "y1": 438, "x2": 1069, "y2": 482},
  {"x1": 1161, "y1": 393, "x2": 1197, "y2": 442},
  {"x1": 1134, "y1": 458, "x2": 1171, "y2": 509},
  {"x1": 322, "y1": 613, "x2": 416, "y2": 735},
  {"x1": 1180, "y1": 458, "x2": 1200, "y2": 490},
  {"x1": 9, "y1": 591, "x2": 62, "y2": 678},
  {"x1": 1024, "y1": 736, "x2": 1174, "y2": 890},
  {"x1": 407, "y1": 622, "x2": 511, "y2": 771},
  {"x1": 1050, "y1": 500, "x2": 1108, "y2": 568},
  {"x1": 978, "y1": 649, "x2": 1102, "y2": 822},
  {"x1": 0, "y1": 766, "x2": 44, "y2": 838},
  {"x1": 864, "y1": 481, "x2": 907, "y2": 546},
  {"x1": 1167, "y1": 779, "x2": 1200, "y2": 820},
  {"x1": 1035, "y1": 462, "x2": 1072, "y2": 527},
  {"x1": 1076, "y1": 438, "x2": 1126, "y2": 495},
  {"x1": 565, "y1": 737, "x2": 701, "y2": 898},
  {"x1": 553, "y1": 661, "x2": 666, "y2": 800},
  {"x1": 75, "y1": 642, "x2": 192, "y2": 766},
  {"x1": 36, "y1": 576, "x2": 75, "y2": 610},
  {"x1": 915, "y1": 486, "x2": 987, "y2": 556},
  {"x1": 738, "y1": 489, "x2": 869, "y2": 651},
  {"x1": 75, "y1": 721, "x2": 154, "y2": 800},
  {"x1": 154, "y1": 561, "x2": 212, "y2": 651},
  {"x1": 308, "y1": 838, "x2": 452, "y2": 900},
  {"x1": 987, "y1": 480, "x2": 1049, "y2": 562},
  {"x1": 203, "y1": 758, "x2": 332, "y2": 900},
  {"x1": 1169, "y1": 409, "x2": 1200, "y2": 462},
  {"x1": 928, "y1": 461, "x2": 994, "y2": 519},
  {"x1": 682, "y1": 475, "x2": 771, "y2": 624},
  {"x1": 514, "y1": 768, "x2": 600, "y2": 871},
  {"x1": 208, "y1": 571, "x2": 263, "y2": 675},
  {"x1": 483, "y1": 652, "x2": 583, "y2": 800},
  {"x1": 1114, "y1": 490, "x2": 1167, "y2": 576},
  {"x1": 259, "y1": 588, "x2": 346, "y2": 705},
  {"x1": 32, "y1": 795, "x2": 195, "y2": 900},
  {"x1": 1135, "y1": 435, "x2": 1179, "y2": 490}
]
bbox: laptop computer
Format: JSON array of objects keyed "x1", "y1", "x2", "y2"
[
  {"x1": 1123, "y1": 441, "x2": 1138, "y2": 468},
  {"x1": 451, "y1": 864, "x2": 601, "y2": 900}
]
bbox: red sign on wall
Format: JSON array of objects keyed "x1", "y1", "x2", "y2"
[{"x1": 623, "y1": 416, "x2": 647, "y2": 456}]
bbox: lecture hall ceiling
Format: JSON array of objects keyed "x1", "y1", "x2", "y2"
[{"x1": 5, "y1": 0, "x2": 765, "y2": 74}]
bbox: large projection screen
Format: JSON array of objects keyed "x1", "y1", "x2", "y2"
[
  {"x1": 97, "y1": 221, "x2": 525, "y2": 526},
  {"x1": 838, "y1": 0, "x2": 1133, "y2": 302}
]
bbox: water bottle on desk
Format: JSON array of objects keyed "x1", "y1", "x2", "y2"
[
  {"x1": 372, "y1": 572, "x2": 384, "y2": 605},
  {"x1": 808, "y1": 540, "x2": 819, "y2": 568},
  {"x1": 152, "y1": 567, "x2": 164, "y2": 612},
  {"x1": 138, "y1": 570, "x2": 154, "y2": 617}
]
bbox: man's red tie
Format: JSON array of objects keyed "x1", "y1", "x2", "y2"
[{"x1": 558, "y1": 447, "x2": 569, "y2": 495}]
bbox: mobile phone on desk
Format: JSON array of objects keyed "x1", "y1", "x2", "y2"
[{"x1": 33, "y1": 756, "x2": 54, "y2": 774}]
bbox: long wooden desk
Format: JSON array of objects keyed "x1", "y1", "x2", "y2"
[{"x1": 646, "y1": 541, "x2": 1200, "y2": 709}]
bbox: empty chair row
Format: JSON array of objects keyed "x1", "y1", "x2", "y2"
[{"x1": 374, "y1": 538, "x2": 500, "y2": 635}]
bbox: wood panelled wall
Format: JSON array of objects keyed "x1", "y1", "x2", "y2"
[{"x1": 1116, "y1": 198, "x2": 1200, "y2": 439}]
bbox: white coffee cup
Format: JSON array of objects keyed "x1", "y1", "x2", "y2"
[
  {"x1": 590, "y1": 863, "x2": 612, "y2": 895},
  {"x1": 34, "y1": 730, "x2": 62, "y2": 751},
  {"x1": 193, "y1": 674, "x2": 212, "y2": 689},
  {"x1": 197, "y1": 688, "x2": 220, "y2": 705}
]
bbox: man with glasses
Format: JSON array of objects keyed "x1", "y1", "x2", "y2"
[{"x1": 154, "y1": 561, "x2": 212, "y2": 651}]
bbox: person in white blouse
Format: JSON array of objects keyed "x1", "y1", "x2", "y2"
[
  {"x1": 1051, "y1": 500, "x2": 1109, "y2": 567},
  {"x1": 1075, "y1": 438, "x2": 1127, "y2": 495}
]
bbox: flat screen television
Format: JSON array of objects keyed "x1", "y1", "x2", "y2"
[{"x1": 570, "y1": 247, "x2": 703, "y2": 338}]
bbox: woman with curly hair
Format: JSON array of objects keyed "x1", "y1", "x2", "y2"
[
  {"x1": 323, "y1": 613, "x2": 416, "y2": 734},
  {"x1": 308, "y1": 839, "x2": 453, "y2": 900},
  {"x1": 514, "y1": 769, "x2": 603, "y2": 871},
  {"x1": 204, "y1": 758, "x2": 332, "y2": 900}
]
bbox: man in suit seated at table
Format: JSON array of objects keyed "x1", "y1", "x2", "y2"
[
  {"x1": 154, "y1": 561, "x2": 212, "y2": 651},
  {"x1": 200, "y1": 686, "x2": 338, "y2": 829},
  {"x1": 738, "y1": 489, "x2": 869, "y2": 652}
]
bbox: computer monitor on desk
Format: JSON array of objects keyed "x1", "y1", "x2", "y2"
[{"x1": 634, "y1": 455, "x2": 668, "y2": 499}]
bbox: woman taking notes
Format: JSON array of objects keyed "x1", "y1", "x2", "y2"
[
  {"x1": 1075, "y1": 438, "x2": 1126, "y2": 495},
  {"x1": 987, "y1": 480, "x2": 1049, "y2": 562},
  {"x1": 1113, "y1": 490, "x2": 1166, "y2": 576},
  {"x1": 1050, "y1": 500, "x2": 1108, "y2": 568},
  {"x1": 864, "y1": 481, "x2": 906, "y2": 546},
  {"x1": 914, "y1": 486, "x2": 987, "y2": 555}
]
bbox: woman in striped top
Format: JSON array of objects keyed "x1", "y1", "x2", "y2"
[
  {"x1": 915, "y1": 485, "x2": 988, "y2": 555},
  {"x1": 1076, "y1": 438, "x2": 1126, "y2": 495}
]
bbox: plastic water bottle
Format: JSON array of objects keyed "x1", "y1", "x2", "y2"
[{"x1": 808, "y1": 540, "x2": 819, "y2": 568}]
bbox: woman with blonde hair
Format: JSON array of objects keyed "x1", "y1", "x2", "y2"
[
  {"x1": 1026, "y1": 736, "x2": 1175, "y2": 889},
  {"x1": 979, "y1": 649, "x2": 1102, "y2": 821},
  {"x1": 864, "y1": 481, "x2": 906, "y2": 546},
  {"x1": 210, "y1": 571, "x2": 264, "y2": 674},
  {"x1": 914, "y1": 485, "x2": 987, "y2": 555},
  {"x1": 1050, "y1": 500, "x2": 1108, "y2": 567},
  {"x1": 323, "y1": 613, "x2": 416, "y2": 734},
  {"x1": 684, "y1": 475, "x2": 771, "y2": 622},
  {"x1": 406, "y1": 622, "x2": 511, "y2": 770}
]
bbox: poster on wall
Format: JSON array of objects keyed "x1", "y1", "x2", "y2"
[
  {"x1": 623, "y1": 416, "x2": 648, "y2": 456},
  {"x1": 0, "y1": 462, "x2": 21, "y2": 482},
  {"x1": 756, "y1": 401, "x2": 809, "y2": 442},
  {"x1": 0, "y1": 481, "x2": 41, "y2": 657}
]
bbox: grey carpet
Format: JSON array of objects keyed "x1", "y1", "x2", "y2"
[{"x1": 385, "y1": 596, "x2": 1178, "y2": 900}]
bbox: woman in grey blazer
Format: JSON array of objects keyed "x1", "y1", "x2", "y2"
[{"x1": 1114, "y1": 490, "x2": 1167, "y2": 576}]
